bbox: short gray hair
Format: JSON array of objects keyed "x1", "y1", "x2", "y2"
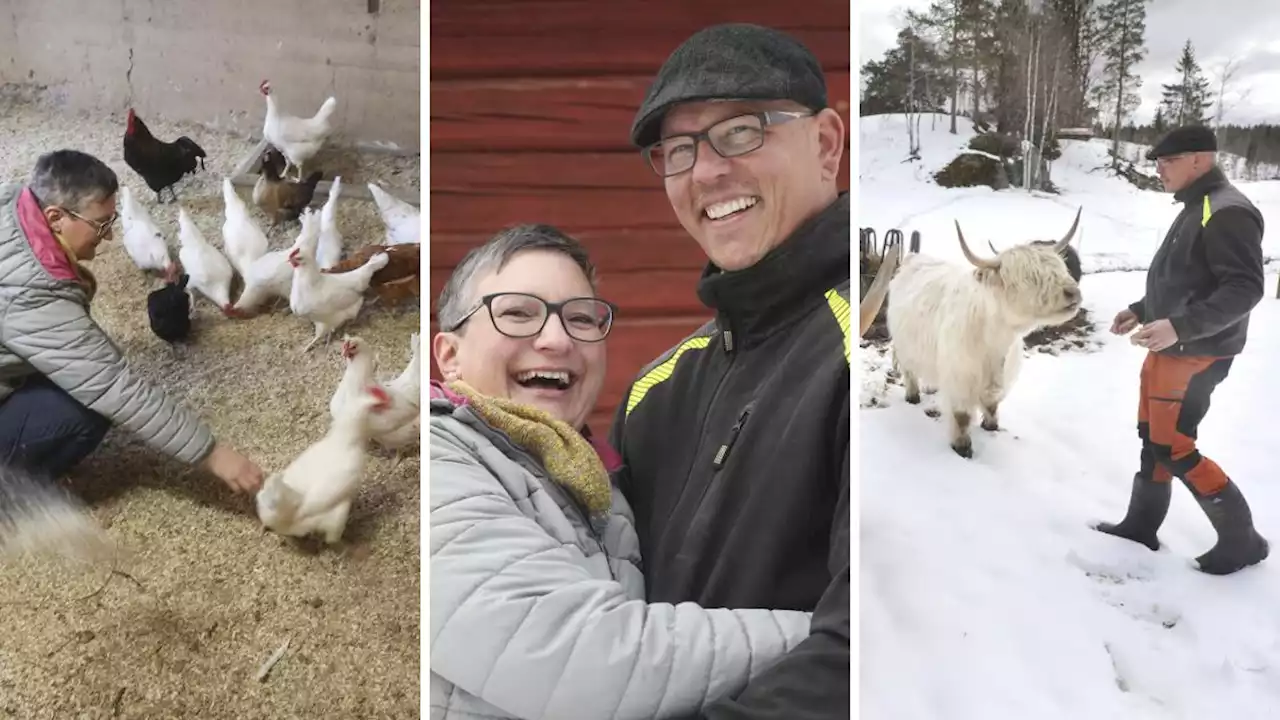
[
  {"x1": 436, "y1": 224, "x2": 598, "y2": 332},
  {"x1": 29, "y1": 150, "x2": 119, "y2": 213}
]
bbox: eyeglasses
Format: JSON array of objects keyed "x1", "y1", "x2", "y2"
[
  {"x1": 445, "y1": 292, "x2": 618, "y2": 342},
  {"x1": 642, "y1": 110, "x2": 814, "y2": 177},
  {"x1": 59, "y1": 206, "x2": 117, "y2": 240},
  {"x1": 1154, "y1": 153, "x2": 1192, "y2": 167}
]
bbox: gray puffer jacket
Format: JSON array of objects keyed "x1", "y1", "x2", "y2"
[
  {"x1": 0, "y1": 183, "x2": 214, "y2": 465},
  {"x1": 429, "y1": 387, "x2": 811, "y2": 720}
]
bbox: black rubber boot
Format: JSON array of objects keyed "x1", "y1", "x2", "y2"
[
  {"x1": 1093, "y1": 472, "x2": 1171, "y2": 551},
  {"x1": 1184, "y1": 479, "x2": 1270, "y2": 575}
]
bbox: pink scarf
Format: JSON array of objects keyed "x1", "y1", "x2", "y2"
[{"x1": 15, "y1": 187, "x2": 96, "y2": 297}]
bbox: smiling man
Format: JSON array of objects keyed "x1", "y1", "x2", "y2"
[
  {"x1": 609, "y1": 23, "x2": 850, "y2": 719},
  {"x1": 1098, "y1": 125, "x2": 1269, "y2": 575}
]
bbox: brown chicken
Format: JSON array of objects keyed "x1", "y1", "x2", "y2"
[
  {"x1": 322, "y1": 242, "x2": 420, "y2": 306},
  {"x1": 252, "y1": 148, "x2": 322, "y2": 226}
]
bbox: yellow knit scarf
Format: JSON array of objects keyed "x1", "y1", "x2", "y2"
[{"x1": 446, "y1": 380, "x2": 612, "y2": 518}]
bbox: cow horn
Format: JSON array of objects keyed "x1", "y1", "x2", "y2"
[
  {"x1": 955, "y1": 220, "x2": 1000, "y2": 270},
  {"x1": 860, "y1": 239, "x2": 902, "y2": 337},
  {"x1": 1053, "y1": 207, "x2": 1082, "y2": 252},
  {"x1": 988, "y1": 240, "x2": 999, "y2": 254}
]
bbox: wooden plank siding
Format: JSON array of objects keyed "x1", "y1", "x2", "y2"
[{"x1": 428, "y1": 1, "x2": 851, "y2": 433}]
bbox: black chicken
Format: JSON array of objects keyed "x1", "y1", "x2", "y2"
[
  {"x1": 123, "y1": 109, "x2": 207, "y2": 204},
  {"x1": 147, "y1": 273, "x2": 192, "y2": 347}
]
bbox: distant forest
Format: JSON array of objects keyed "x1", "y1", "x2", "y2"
[{"x1": 860, "y1": 0, "x2": 1280, "y2": 180}]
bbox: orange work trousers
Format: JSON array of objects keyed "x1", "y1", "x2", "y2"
[{"x1": 1136, "y1": 351, "x2": 1234, "y2": 494}]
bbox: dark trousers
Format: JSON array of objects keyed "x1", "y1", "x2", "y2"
[
  {"x1": 1137, "y1": 351, "x2": 1234, "y2": 494},
  {"x1": 0, "y1": 375, "x2": 110, "y2": 481}
]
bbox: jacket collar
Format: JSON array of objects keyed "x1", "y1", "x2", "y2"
[
  {"x1": 1173, "y1": 165, "x2": 1228, "y2": 206},
  {"x1": 12, "y1": 186, "x2": 97, "y2": 299},
  {"x1": 695, "y1": 192, "x2": 850, "y2": 349},
  {"x1": 428, "y1": 379, "x2": 622, "y2": 472}
]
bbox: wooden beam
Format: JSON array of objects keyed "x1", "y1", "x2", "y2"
[
  {"x1": 227, "y1": 174, "x2": 420, "y2": 208},
  {"x1": 226, "y1": 140, "x2": 420, "y2": 207},
  {"x1": 428, "y1": 0, "x2": 850, "y2": 79},
  {"x1": 230, "y1": 139, "x2": 270, "y2": 178},
  {"x1": 430, "y1": 71, "x2": 851, "y2": 153}
]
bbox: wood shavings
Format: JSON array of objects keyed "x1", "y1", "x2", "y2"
[{"x1": 255, "y1": 637, "x2": 292, "y2": 683}]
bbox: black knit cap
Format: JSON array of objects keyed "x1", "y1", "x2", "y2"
[
  {"x1": 629, "y1": 23, "x2": 828, "y2": 149},
  {"x1": 1145, "y1": 125, "x2": 1218, "y2": 160}
]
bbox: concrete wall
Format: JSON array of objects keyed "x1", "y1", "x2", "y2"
[{"x1": 0, "y1": 0, "x2": 420, "y2": 152}]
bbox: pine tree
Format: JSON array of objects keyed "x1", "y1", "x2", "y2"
[
  {"x1": 959, "y1": 0, "x2": 1000, "y2": 122},
  {"x1": 909, "y1": 0, "x2": 996, "y2": 134},
  {"x1": 1091, "y1": 0, "x2": 1149, "y2": 166},
  {"x1": 1159, "y1": 40, "x2": 1214, "y2": 126},
  {"x1": 860, "y1": 28, "x2": 949, "y2": 115},
  {"x1": 1046, "y1": 0, "x2": 1104, "y2": 125},
  {"x1": 908, "y1": 0, "x2": 967, "y2": 133}
]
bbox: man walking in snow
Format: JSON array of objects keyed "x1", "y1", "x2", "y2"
[
  {"x1": 610, "y1": 23, "x2": 849, "y2": 718},
  {"x1": 1099, "y1": 124, "x2": 1269, "y2": 575}
]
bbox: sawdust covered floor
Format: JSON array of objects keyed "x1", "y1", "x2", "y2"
[{"x1": 0, "y1": 99, "x2": 421, "y2": 719}]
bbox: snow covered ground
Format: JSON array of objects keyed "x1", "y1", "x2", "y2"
[
  {"x1": 859, "y1": 113, "x2": 1280, "y2": 720},
  {"x1": 858, "y1": 113, "x2": 1280, "y2": 273}
]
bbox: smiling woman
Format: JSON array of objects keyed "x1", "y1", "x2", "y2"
[{"x1": 427, "y1": 224, "x2": 813, "y2": 720}]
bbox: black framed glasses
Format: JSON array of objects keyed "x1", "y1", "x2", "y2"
[
  {"x1": 59, "y1": 206, "x2": 117, "y2": 240},
  {"x1": 445, "y1": 292, "x2": 618, "y2": 343},
  {"x1": 642, "y1": 110, "x2": 814, "y2": 177}
]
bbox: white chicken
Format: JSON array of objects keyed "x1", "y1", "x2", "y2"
[
  {"x1": 367, "y1": 183, "x2": 419, "y2": 246},
  {"x1": 329, "y1": 334, "x2": 421, "y2": 461},
  {"x1": 176, "y1": 207, "x2": 235, "y2": 314},
  {"x1": 117, "y1": 185, "x2": 177, "y2": 282},
  {"x1": 220, "y1": 177, "x2": 270, "y2": 276},
  {"x1": 288, "y1": 208, "x2": 389, "y2": 352},
  {"x1": 259, "y1": 79, "x2": 337, "y2": 181},
  {"x1": 230, "y1": 213, "x2": 313, "y2": 316},
  {"x1": 255, "y1": 384, "x2": 391, "y2": 545},
  {"x1": 317, "y1": 175, "x2": 344, "y2": 270}
]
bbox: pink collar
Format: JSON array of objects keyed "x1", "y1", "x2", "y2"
[
  {"x1": 431, "y1": 379, "x2": 622, "y2": 472},
  {"x1": 16, "y1": 187, "x2": 79, "y2": 282}
]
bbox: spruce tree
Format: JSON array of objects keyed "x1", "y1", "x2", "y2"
[{"x1": 1159, "y1": 40, "x2": 1214, "y2": 126}]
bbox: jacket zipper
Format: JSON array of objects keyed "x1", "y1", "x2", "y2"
[
  {"x1": 713, "y1": 403, "x2": 754, "y2": 471},
  {"x1": 468, "y1": 409, "x2": 616, "y2": 579},
  {"x1": 658, "y1": 322, "x2": 738, "y2": 545}
]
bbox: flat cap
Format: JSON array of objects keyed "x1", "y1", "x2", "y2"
[
  {"x1": 1145, "y1": 125, "x2": 1217, "y2": 160},
  {"x1": 629, "y1": 23, "x2": 828, "y2": 148}
]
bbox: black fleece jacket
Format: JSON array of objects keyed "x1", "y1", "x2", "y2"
[
  {"x1": 1129, "y1": 165, "x2": 1265, "y2": 356},
  {"x1": 610, "y1": 193, "x2": 851, "y2": 720}
]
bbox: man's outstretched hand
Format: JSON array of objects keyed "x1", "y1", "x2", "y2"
[{"x1": 1111, "y1": 308, "x2": 1139, "y2": 335}]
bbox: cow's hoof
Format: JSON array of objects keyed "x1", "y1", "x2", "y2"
[
  {"x1": 951, "y1": 442, "x2": 973, "y2": 459},
  {"x1": 981, "y1": 418, "x2": 999, "y2": 431},
  {"x1": 905, "y1": 392, "x2": 921, "y2": 405},
  {"x1": 924, "y1": 407, "x2": 941, "y2": 418}
]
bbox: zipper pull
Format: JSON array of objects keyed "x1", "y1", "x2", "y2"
[
  {"x1": 722, "y1": 330, "x2": 734, "y2": 353},
  {"x1": 713, "y1": 405, "x2": 754, "y2": 470}
]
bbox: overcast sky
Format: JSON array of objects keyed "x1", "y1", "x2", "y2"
[{"x1": 858, "y1": 0, "x2": 1280, "y2": 125}]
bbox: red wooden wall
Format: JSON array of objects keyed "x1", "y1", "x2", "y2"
[{"x1": 429, "y1": 1, "x2": 851, "y2": 434}]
